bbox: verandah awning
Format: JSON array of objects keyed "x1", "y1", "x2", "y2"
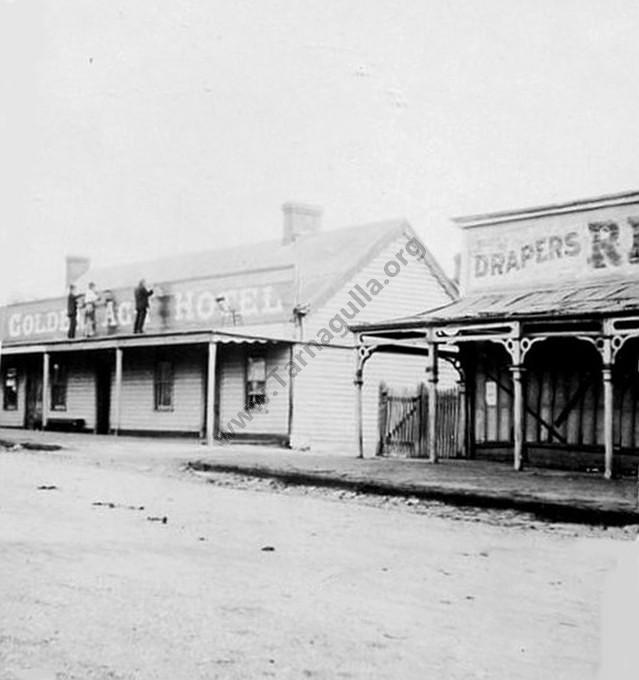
[
  {"x1": 352, "y1": 278, "x2": 639, "y2": 338},
  {"x1": 0, "y1": 329, "x2": 296, "y2": 356}
]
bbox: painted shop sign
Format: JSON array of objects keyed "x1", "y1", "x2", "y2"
[
  {"x1": 3, "y1": 270, "x2": 294, "y2": 342},
  {"x1": 464, "y1": 206, "x2": 639, "y2": 292}
]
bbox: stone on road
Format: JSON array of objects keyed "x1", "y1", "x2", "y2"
[{"x1": 0, "y1": 449, "x2": 631, "y2": 679}]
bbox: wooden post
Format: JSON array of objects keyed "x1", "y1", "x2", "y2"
[
  {"x1": 511, "y1": 365, "x2": 525, "y2": 471},
  {"x1": 354, "y1": 343, "x2": 373, "y2": 459},
  {"x1": 416, "y1": 382, "x2": 427, "y2": 458},
  {"x1": 206, "y1": 340, "x2": 218, "y2": 446},
  {"x1": 287, "y1": 344, "x2": 295, "y2": 443},
  {"x1": 376, "y1": 383, "x2": 387, "y2": 456},
  {"x1": 113, "y1": 347, "x2": 123, "y2": 435},
  {"x1": 427, "y1": 342, "x2": 439, "y2": 463},
  {"x1": 456, "y1": 379, "x2": 467, "y2": 458},
  {"x1": 42, "y1": 352, "x2": 50, "y2": 430},
  {"x1": 603, "y1": 365, "x2": 614, "y2": 479},
  {"x1": 355, "y1": 365, "x2": 364, "y2": 459}
]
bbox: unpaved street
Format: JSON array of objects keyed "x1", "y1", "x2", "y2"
[{"x1": 0, "y1": 447, "x2": 633, "y2": 679}]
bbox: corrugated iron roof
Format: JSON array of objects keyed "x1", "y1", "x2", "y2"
[
  {"x1": 73, "y1": 219, "x2": 456, "y2": 313},
  {"x1": 355, "y1": 279, "x2": 639, "y2": 331}
]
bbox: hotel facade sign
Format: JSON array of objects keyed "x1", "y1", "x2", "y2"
[
  {"x1": 463, "y1": 203, "x2": 639, "y2": 293},
  {"x1": 3, "y1": 268, "x2": 295, "y2": 343}
]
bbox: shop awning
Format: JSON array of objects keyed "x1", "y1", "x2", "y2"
[{"x1": 353, "y1": 279, "x2": 639, "y2": 335}]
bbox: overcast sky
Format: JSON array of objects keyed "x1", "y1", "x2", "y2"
[{"x1": 1, "y1": 0, "x2": 638, "y2": 303}]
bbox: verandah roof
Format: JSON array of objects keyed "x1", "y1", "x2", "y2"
[
  {"x1": 352, "y1": 278, "x2": 639, "y2": 334},
  {"x1": 0, "y1": 328, "x2": 296, "y2": 356}
]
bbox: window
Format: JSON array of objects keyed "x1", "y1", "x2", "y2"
[
  {"x1": 51, "y1": 362, "x2": 67, "y2": 411},
  {"x1": 154, "y1": 360, "x2": 174, "y2": 411},
  {"x1": 246, "y1": 352, "x2": 267, "y2": 409},
  {"x1": 3, "y1": 368, "x2": 18, "y2": 410}
]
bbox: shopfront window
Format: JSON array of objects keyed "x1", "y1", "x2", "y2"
[
  {"x1": 3, "y1": 368, "x2": 18, "y2": 410},
  {"x1": 154, "y1": 360, "x2": 174, "y2": 411},
  {"x1": 246, "y1": 351, "x2": 267, "y2": 409}
]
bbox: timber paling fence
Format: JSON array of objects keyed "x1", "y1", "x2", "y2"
[{"x1": 377, "y1": 382, "x2": 461, "y2": 459}]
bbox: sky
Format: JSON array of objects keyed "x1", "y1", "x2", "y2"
[{"x1": 1, "y1": 0, "x2": 639, "y2": 303}]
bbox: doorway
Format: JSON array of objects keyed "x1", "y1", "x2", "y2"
[
  {"x1": 25, "y1": 369, "x2": 43, "y2": 430},
  {"x1": 95, "y1": 356, "x2": 112, "y2": 434}
]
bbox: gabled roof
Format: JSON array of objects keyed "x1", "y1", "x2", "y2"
[{"x1": 76, "y1": 219, "x2": 456, "y2": 314}]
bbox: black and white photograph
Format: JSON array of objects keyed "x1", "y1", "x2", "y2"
[{"x1": 1, "y1": 1, "x2": 639, "y2": 678}]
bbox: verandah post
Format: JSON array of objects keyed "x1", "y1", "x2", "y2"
[
  {"x1": 417, "y1": 382, "x2": 427, "y2": 458},
  {"x1": 427, "y1": 340, "x2": 439, "y2": 463},
  {"x1": 376, "y1": 382, "x2": 388, "y2": 456},
  {"x1": 598, "y1": 332, "x2": 614, "y2": 479},
  {"x1": 42, "y1": 352, "x2": 50, "y2": 430},
  {"x1": 355, "y1": 364, "x2": 364, "y2": 459},
  {"x1": 456, "y1": 378, "x2": 467, "y2": 458},
  {"x1": 511, "y1": 365, "x2": 525, "y2": 471},
  {"x1": 603, "y1": 364, "x2": 614, "y2": 479},
  {"x1": 113, "y1": 347, "x2": 123, "y2": 435},
  {"x1": 206, "y1": 339, "x2": 218, "y2": 447},
  {"x1": 354, "y1": 341, "x2": 373, "y2": 459}
]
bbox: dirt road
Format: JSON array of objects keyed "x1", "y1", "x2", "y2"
[{"x1": 0, "y1": 447, "x2": 633, "y2": 679}]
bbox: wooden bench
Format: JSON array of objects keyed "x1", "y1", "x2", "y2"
[{"x1": 45, "y1": 418, "x2": 86, "y2": 432}]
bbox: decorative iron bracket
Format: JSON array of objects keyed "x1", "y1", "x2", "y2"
[
  {"x1": 355, "y1": 336, "x2": 377, "y2": 385},
  {"x1": 440, "y1": 354, "x2": 465, "y2": 381},
  {"x1": 577, "y1": 335, "x2": 613, "y2": 366},
  {"x1": 495, "y1": 336, "x2": 546, "y2": 366}
]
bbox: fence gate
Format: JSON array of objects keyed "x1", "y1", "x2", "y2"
[{"x1": 377, "y1": 383, "x2": 463, "y2": 458}]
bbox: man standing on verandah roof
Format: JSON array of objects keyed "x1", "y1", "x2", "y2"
[
  {"x1": 133, "y1": 279, "x2": 154, "y2": 334},
  {"x1": 66, "y1": 284, "x2": 80, "y2": 339},
  {"x1": 83, "y1": 282, "x2": 99, "y2": 337}
]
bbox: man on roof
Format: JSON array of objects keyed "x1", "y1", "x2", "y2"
[{"x1": 133, "y1": 279, "x2": 154, "y2": 334}]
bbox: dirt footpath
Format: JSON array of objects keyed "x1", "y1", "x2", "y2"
[{"x1": 0, "y1": 448, "x2": 635, "y2": 679}]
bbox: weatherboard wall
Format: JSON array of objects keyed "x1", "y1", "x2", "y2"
[
  {"x1": 217, "y1": 343, "x2": 290, "y2": 438},
  {"x1": 116, "y1": 347, "x2": 206, "y2": 435},
  {"x1": 0, "y1": 353, "x2": 97, "y2": 430},
  {"x1": 292, "y1": 232, "x2": 457, "y2": 455},
  {"x1": 63, "y1": 356, "x2": 98, "y2": 430},
  {"x1": 302, "y1": 230, "x2": 454, "y2": 338},
  {"x1": 290, "y1": 346, "x2": 443, "y2": 455}
]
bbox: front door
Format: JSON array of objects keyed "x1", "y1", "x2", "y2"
[
  {"x1": 25, "y1": 370, "x2": 43, "y2": 430},
  {"x1": 95, "y1": 359, "x2": 111, "y2": 434}
]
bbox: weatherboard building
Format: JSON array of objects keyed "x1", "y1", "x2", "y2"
[{"x1": 0, "y1": 203, "x2": 456, "y2": 454}]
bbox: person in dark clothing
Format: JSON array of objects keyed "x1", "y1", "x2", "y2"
[
  {"x1": 67, "y1": 284, "x2": 79, "y2": 339},
  {"x1": 133, "y1": 279, "x2": 153, "y2": 333}
]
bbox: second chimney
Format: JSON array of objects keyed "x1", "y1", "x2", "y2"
[
  {"x1": 282, "y1": 202, "x2": 322, "y2": 245},
  {"x1": 65, "y1": 255, "x2": 91, "y2": 287}
]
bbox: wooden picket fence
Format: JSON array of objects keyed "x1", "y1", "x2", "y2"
[{"x1": 377, "y1": 382, "x2": 463, "y2": 459}]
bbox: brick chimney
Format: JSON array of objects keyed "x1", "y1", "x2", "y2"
[
  {"x1": 452, "y1": 253, "x2": 462, "y2": 285},
  {"x1": 65, "y1": 255, "x2": 91, "y2": 287},
  {"x1": 282, "y1": 202, "x2": 322, "y2": 245}
]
